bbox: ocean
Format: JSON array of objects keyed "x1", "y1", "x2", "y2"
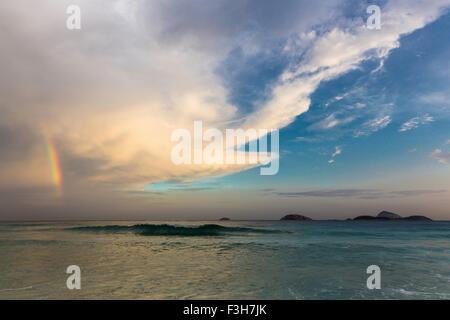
[{"x1": 0, "y1": 220, "x2": 449, "y2": 299}]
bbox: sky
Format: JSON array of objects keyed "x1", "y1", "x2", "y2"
[{"x1": 0, "y1": 0, "x2": 449, "y2": 220}]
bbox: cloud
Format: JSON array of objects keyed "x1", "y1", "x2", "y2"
[
  {"x1": 355, "y1": 115, "x2": 392, "y2": 137},
  {"x1": 389, "y1": 190, "x2": 447, "y2": 197},
  {"x1": 243, "y1": 0, "x2": 450, "y2": 131},
  {"x1": 420, "y1": 92, "x2": 450, "y2": 106},
  {"x1": 292, "y1": 136, "x2": 322, "y2": 143},
  {"x1": 272, "y1": 188, "x2": 446, "y2": 199},
  {"x1": 431, "y1": 149, "x2": 450, "y2": 164},
  {"x1": 0, "y1": 0, "x2": 250, "y2": 191},
  {"x1": 399, "y1": 114, "x2": 434, "y2": 132},
  {"x1": 310, "y1": 114, "x2": 355, "y2": 130},
  {"x1": 328, "y1": 146, "x2": 343, "y2": 164},
  {"x1": 146, "y1": 178, "x2": 223, "y2": 192}
]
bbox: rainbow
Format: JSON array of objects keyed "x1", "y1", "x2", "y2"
[{"x1": 45, "y1": 135, "x2": 63, "y2": 194}]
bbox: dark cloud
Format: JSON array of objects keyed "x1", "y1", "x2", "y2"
[
  {"x1": 272, "y1": 189, "x2": 446, "y2": 199},
  {"x1": 151, "y1": 0, "x2": 343, "y2": 50},
  {"x1": 0, "y1": 124, "x2": 39, "y2": 162},
  {"x1": 59, "y1": 148, "x2": 109, "y2": 180},
  {"x1": 390, "y1": 190, "x2": 447, "y2": 197}
]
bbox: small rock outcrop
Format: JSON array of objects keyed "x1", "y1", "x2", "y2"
[{"x1": 280, "y1": 214, "x2": 313, "y2": 221}]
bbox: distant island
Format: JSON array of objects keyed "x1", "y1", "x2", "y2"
[
  {"x1": 353, "y1": 211, "x2": 433, "y2": 221},
  {"x1": 280, "y1": 211, "x2": 433, "y2": 221},
  {"x1": 280, "y1": 214, "x2": 313, "y2": 221},
  {"x1": 219, "y1": 217, "x2": 231, "y2": 221}
]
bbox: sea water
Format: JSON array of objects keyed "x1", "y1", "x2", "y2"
[{"x1": 0, "y1": 220, "x2": 449, "y2": 299}]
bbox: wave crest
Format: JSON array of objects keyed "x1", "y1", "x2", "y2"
[{"x1": 70, "y1": 224, "x2": 280, "y2": 237}]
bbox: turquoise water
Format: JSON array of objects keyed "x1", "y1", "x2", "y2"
[{"x1": 0, "y1": 220, "x2": 449, "y2": 299}]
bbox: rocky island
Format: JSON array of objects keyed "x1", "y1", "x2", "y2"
[
  {"x1": 279, "y1": 211, "x2": 433, "y2": 221},
  {"x1": 280, "y1": 214, "x2": 313, "y2": 221},
  {"x1": 353, "y1": 211, "x2": 432, "y2": 221}
]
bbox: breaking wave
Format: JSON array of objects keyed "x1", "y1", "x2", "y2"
[{"x1": 70, "y1": 224, "x2": 281, "y2": 237}]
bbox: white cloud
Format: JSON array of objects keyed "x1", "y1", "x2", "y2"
[
  {"x1": 431, "y1": 149, "x2": 450, "y2": 164},
  {"x1": 244, "y1": 0, "x2": 450, "y2": 132},
  {"x1": 293, "y1": 136, "x2": 321, "y2": 143},
  {"x1": 399, "y1": 114, "x2": 434, "y2": 132},
  {"x1": 355, "y1": 116, "x2": 392, "y2": 137},
  {"x1": 0, "y1": 0, "x2": 246, "y2": 190},
  {"x1": 420, "y1": 92, "x2": 450, "y2": 106},
  {"x1": 310, "y1": 114, "x2": 355, "y2": 130},
  {"x1": 367, "y1": 116, "x2": 393, "y2": 130},
  {"x1": 328, "y1": 146, "x2": 342, "y2": 164}
]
